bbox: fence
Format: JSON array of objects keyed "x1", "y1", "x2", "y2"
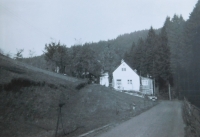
[{"x1": 183, "y1": 97, "x2": 200, "y2": 136}]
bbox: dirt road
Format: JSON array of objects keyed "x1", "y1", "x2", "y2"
[{"x1": 96, "y1": 101, "x2": 185, "y2": 137}]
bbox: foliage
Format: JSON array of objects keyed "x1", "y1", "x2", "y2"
[
  {"x1": 75, "y1": 82, "x2": 88, "y2": 90},
  {"x1": 20, "y1": 0, "x2": 200, "y2": 102},
  {"x1": 156, "y1": 26, "x2": 172, "y2": 86},
  {"x1": 124, "y1": 26, "x2": 172, "y2": 90},
  {"x1": 29, "y1": 49, "x2": 35, "y2": 58},
  {"x1": 124, "y1": 42, "x2": 136, "y2": 68},
  {"x1": 158, "y1": 0, "x2": 200, "y2": 102},
  {"x1": 70, "y1": 44, "x2": 101, "y2": 77},
  {"x1": 15, "y1": 49, "x2": 24, "y2": 60},
  {"x1": 164, "y1": 15, "x2": 186, "y2": 93},
  {"x1": 184, "y1": 1, "x2": 200, "y2": 92},
  {"x1": 43, "y1": 42, "x2": 101, "y2": 78},
  {"x1": 43, "y1": 42, "x2": 70, "y2": 73}
]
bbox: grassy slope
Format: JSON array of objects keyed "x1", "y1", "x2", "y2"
[
  {"x1": 0, "y1": 54, "x2": 156, "y2": 137},
  {"x1": 0, "y1": 54, "x2": 78, "y2": 137}
]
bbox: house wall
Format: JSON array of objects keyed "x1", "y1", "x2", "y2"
[
  {"x1": 112, "y1": 61, "x2": 140, "y2": 91},
  {"x1": 141, "y1": 77, "x2": 153, "y2": 95},
  {"x1": 100, "y1": 73, "x2": 109, "y2": 87}
]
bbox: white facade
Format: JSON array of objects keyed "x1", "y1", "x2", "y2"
[
  {"x1": 55, "y1": 66, "x2": 59, "y2": 73},
  {"x1": 100, "y1": 72, "x2": 109, "y2": 87},
  {"x1": 112, "y1": 60, "x2": 140, "y2": 91},
  {"x1": 141, "y1": 77, "x2": 154, "y2": 95}
]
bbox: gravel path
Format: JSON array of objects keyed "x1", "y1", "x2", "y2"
[{"x1": 96, "y1": 101, "x2": 185, "y2": 137}]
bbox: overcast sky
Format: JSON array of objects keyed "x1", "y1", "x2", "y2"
[{"x1": 0, "y1": 0, "x2": 198, "y2": 57}]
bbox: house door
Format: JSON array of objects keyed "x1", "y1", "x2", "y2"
[
  {"x1": 127, "y1": 80, "x2": 133, "y2": 90},
  {"x1": 116, "y1": 79, "x2": 122, "y2": 89}
]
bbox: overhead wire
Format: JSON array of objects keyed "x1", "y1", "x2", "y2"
[{"x1": 0, "y1": 4, "x2": 57, "y2": 42}]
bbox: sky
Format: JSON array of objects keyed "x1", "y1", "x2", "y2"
[{"x1": 0, "y1": 0, "x2": 198, "y2": 57}]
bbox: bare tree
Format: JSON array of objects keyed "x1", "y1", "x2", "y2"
[
  {"x1": 29, "y1": 49, "x2": 35, "y2": 58},
  {"x1": 15, "y1": 49, "x2": 24, "y2": 59}
]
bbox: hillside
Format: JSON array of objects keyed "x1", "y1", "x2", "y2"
[
  {"x1": 0, "y1": 54, "x2": 156, "y2": 137},
  {"x1": 87, "y1": 29, "x2": 150, "y2": 57},
  {"x1": 20, "y1": 29, "x2": 161, "y2": 72},
  {"x1": 19, "y1": 55, "x2": 47, "y2": 70}
]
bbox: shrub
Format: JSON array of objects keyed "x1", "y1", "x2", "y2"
[{"x1": 75, "y1": 82, "x2": 87, "y2": 90}]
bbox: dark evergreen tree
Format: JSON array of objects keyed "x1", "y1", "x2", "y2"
[
  {"x1": 144, "y1": 27, "x2": 158, "y2": 77},
  {"x1": 132, "y1": 38, "x2": 146, "y2": 76},
  {"x1": 184, "y1": 0, "x2": 200, "y2": 92},
  {"x1": 124, "y1": 41, "x2": 136, "y2": 68},
  {"x1": 168, "y1": 15, "x2": 186, "y2": 94},
  {"x1": 156, "y1": 26, "x2": 172, "y2": 90},
  {"x1": 100, "y1": 43, "x2": 114, "y2": 72}
]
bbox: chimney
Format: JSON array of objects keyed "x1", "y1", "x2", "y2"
[{"x1": 121, "y1": 59, "x2": 124, "y2": 64}]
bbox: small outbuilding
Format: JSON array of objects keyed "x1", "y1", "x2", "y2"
[
  {"x1": 140, "y1": 76, "x2": 154, "y2": 95},
  {"x1": 100, "y1": 72, "x2": 109, "y2": 87}
]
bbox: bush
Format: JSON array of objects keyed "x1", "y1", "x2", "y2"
[
  {"x1": 3, "y1": 78, "x2": 40, "y2": 92},
  {"x1": 75, "y1": 82, "x2": 87, "y2": 90}
]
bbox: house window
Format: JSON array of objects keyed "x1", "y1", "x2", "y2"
[
  {"x1": 142, "y1": 80, "x2": 148, "y2": 86},
  {"x1": 128, "y1": 80, "x2": 132, "y2": 84},
  {"x1": 122, "y1": 68, "x2": 126, "y2": 71},
  {"x1": 117, "y1": 79, "x2": 121, "y2": 85}
]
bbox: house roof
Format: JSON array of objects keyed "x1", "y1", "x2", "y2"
[
  {"x1": 141, "y1": 76, "x2": 153, "y2": 80},
  {"x1": 113, "y1": 59, "x2": 138, "y2": 75},
  {"x1": 100, "y1": 72, "x2": 109, "y2": 77}
]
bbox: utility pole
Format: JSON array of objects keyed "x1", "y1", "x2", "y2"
[
  {"x1": 55, "y1": 103, "x2": 65, "y2": 137},
  {"x1": 168, "y1": 83, "x2": 171, "y2": 100},
  {"x1": 153, "y1": 78, "x2": 156, "y2": 96},
  {"x1": 153, "y1": 60, "x2": 155, "y2": 95},
  {"x1": 140, "y1": 71, "x2": 143, "y2": 94}
]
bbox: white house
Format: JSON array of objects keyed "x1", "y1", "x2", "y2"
[
  {"x1": 112, "y1": 59, "x2": 140, "y2": 91},
  {"x1": 100, "y1": 72, "x2": 109, "y2": 87}
]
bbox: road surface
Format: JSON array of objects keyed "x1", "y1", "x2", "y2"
[{"x1": 96, "y1": 101, "x2": 185, "y2": 137}]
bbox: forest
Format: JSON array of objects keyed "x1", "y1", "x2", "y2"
[{"x1": 20, "y1": 1, "x2": 200, "y2": 106}]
